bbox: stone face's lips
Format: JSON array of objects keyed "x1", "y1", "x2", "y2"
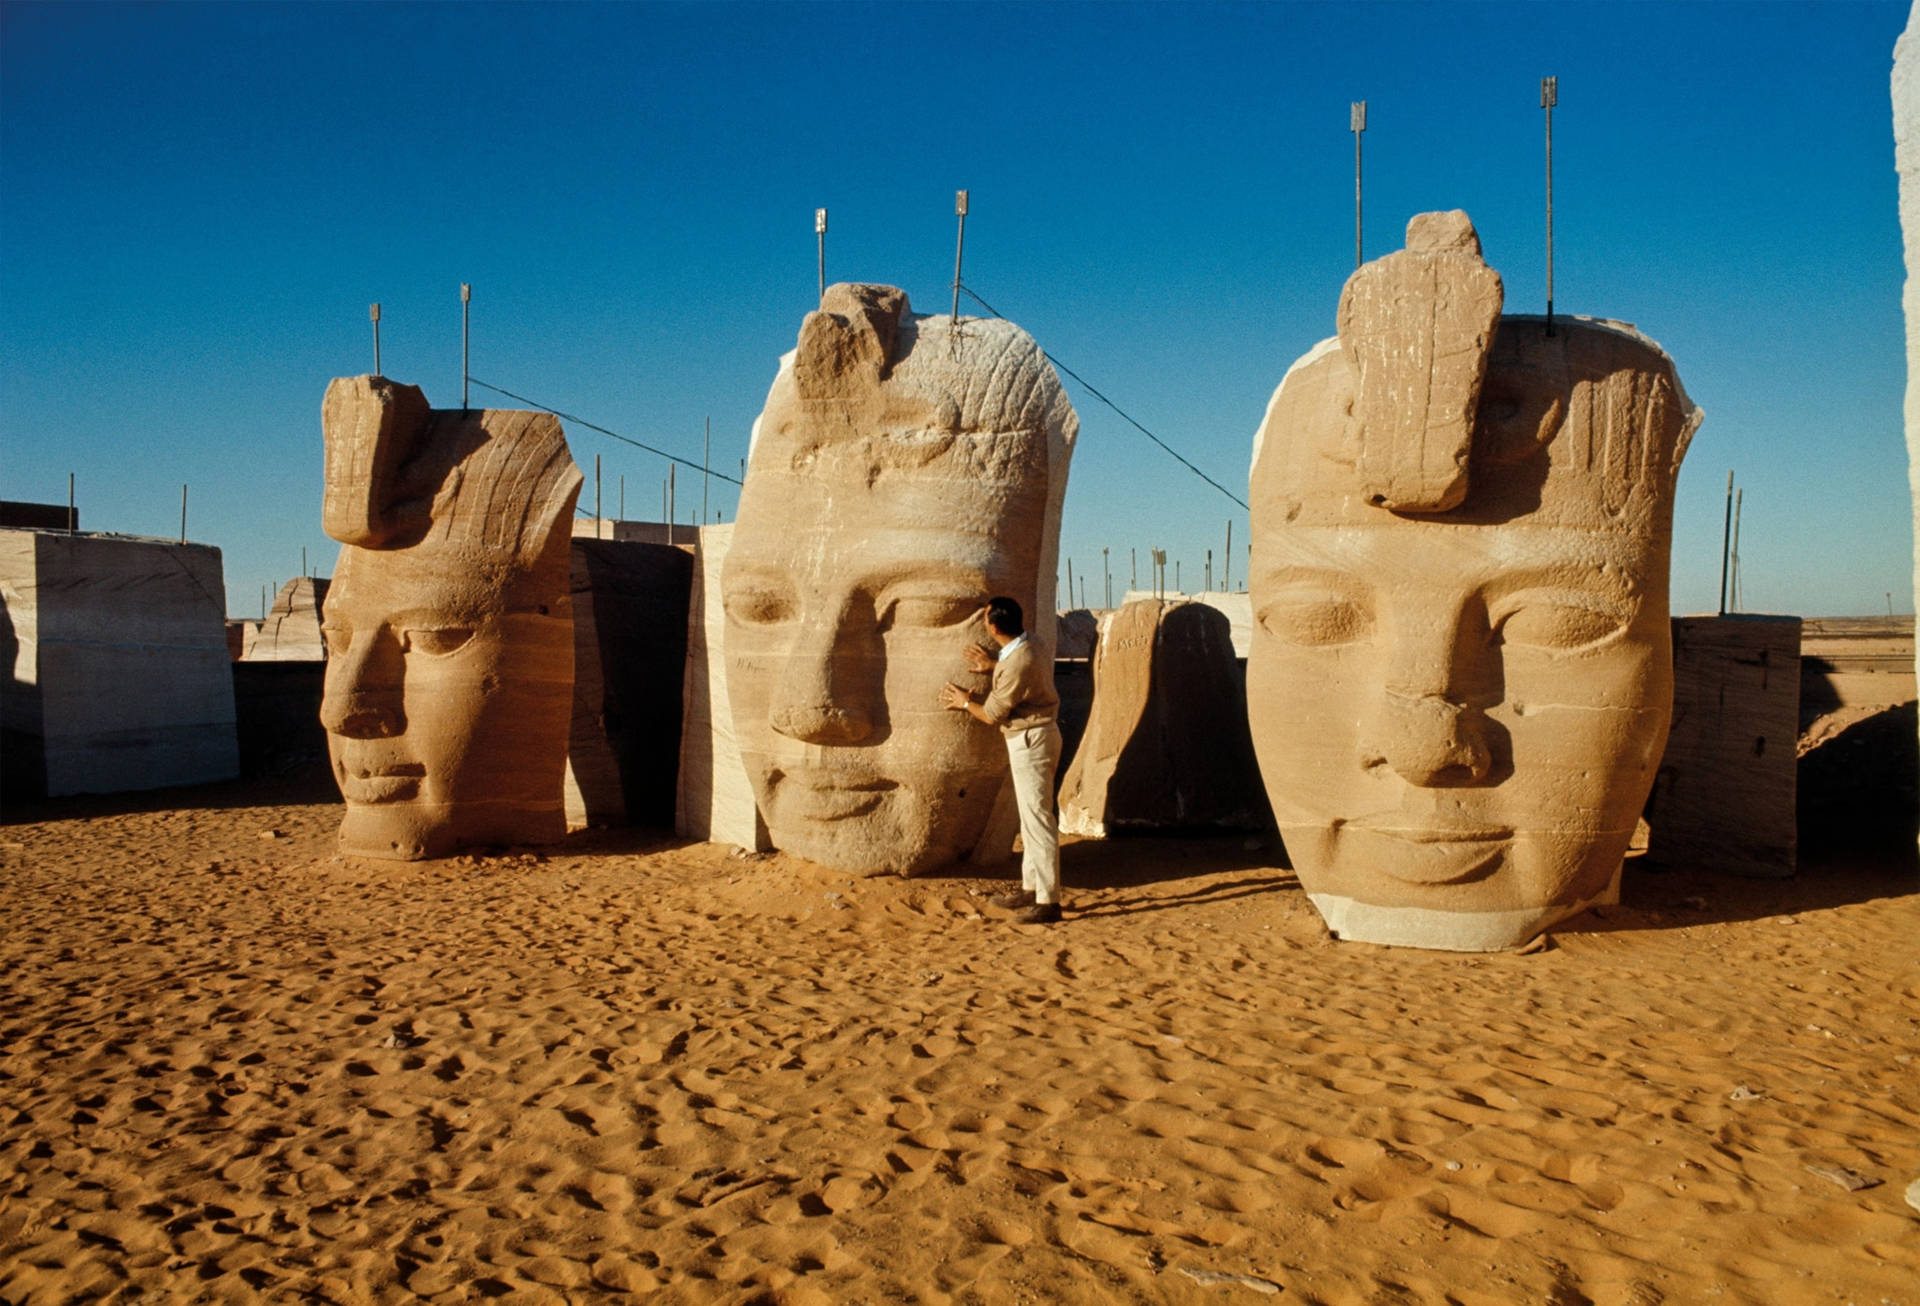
[
  {"x1": 770, "y1": 771, "x2": 898, "y2": 824},
  {"x1": 1346, "y1": 814, "x2": 1513, "y2": 845},
  {"x1": 336, "y1": 760, "x2": 426, "y2": 805},
  {"x1": 1340, "y1": 820, "x2": 1510, "y2": 885}
]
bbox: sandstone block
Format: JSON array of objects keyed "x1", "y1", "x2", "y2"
[
  {"x1": 242, "y1": 577, "x2": 330, "y2": 661},
  {"x1": 675, "y1": 524, "x2": 769, "y2": 850},
  {"x1": 722, "y1": 284, "x2": 1076, "y2": 875},
  {"x1": 1645, "y1": 615, "x2": 1800, "y2": 879},
  {"x1": 1249, "y1": 213, "x2": 1699, "y2": 951},
  {"x1": 1058, "y1": 599, "x2": 1269, "y2": 836},
  {"x1": 1, "y1": 529, "x2": 238, "y2": 798},
  {"x1": 318, "y1": 376, "x2": 583, "y2": 860}
]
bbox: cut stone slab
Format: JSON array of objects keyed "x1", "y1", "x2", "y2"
[
  {"x1": 1896, "y1": 5, "x2": 1920, "y2": 828},
  {"x1": 1, "y1": 529, "x2": 238, "y2": 798},
  {"x1": 1121, "y1": 590, "x2": 1252, "y2": 658},
  {"x1": 1060, "y1": 599, "x2": 1269, "y2": 837},
  {"x1": 242, "y1": 577, "x2": 330, "y2": 661},
  {"x1": 676, "y1": 524, "x2": 770, "y2": 850},
  {"x1": 1646, "y1": 615, "x2": 1801, "y2": 878}
]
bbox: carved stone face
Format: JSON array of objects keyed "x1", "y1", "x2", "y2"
[
  {"x1": 723, "y1": 284, "x2": 1074, "y2": 876},
  {"x1": 1248, "y1": 216, "x2": 1696, "y2": 950},
  {"x1": 317, "y1": 376, "x2": 582, "y2": 860},
  {"x1": 320, "y1": 542, "x2": 574, "y2": 859}
]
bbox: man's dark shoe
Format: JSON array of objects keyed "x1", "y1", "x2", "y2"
[
  {"x1": 989, "y1": 889, "x2": 1036, "y2": 910},
  {"x1": 1013, "y1": 902, "x2": 1062, "y2": 924}
]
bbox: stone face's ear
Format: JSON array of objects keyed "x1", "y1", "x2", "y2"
[
  {"x1": 795, "y1": 283, "x2": 912, "y2": 400},
  {"x1": 1335, "y1": 209, "x2": 1503, "y2": 512},
  {"x1": 322, "y1": 375, "x2": 432, "y2": 546}
]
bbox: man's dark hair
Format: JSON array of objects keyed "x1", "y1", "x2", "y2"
[{"x1": 984, "y1": 596, "x2": 1025, "y2": 637}]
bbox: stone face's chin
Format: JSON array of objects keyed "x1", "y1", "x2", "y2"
[
  {"x1": 1279, "y1": 819, "x2": 1632, "y2": 936},
  {"x1": 750, "y1": 760, "x2": 992, "y2": 877}
]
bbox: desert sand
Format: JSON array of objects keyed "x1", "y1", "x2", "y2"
[{"x1": 1, "y1": 771, "x2": 1916, "y2": 1305}]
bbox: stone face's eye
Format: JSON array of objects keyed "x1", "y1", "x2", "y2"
[
  {"x1": 878, "y1": 594, "x2": 978, "y2": 632},
  {"x1": 1256, "y1": 595, "x2": 1373, "y2": 647},
  {"x1": 1494, "y1": 598, "x2": 1628, "y2": 652},
  {"x1": 724, "y1": 587, "x2": 796, "y2": 628},
  {"x1": 402, "y1": 627, "x2": 475, "y2": 657},
  {"x1": 321, "y1": 623, "x2": 353, "y2": 657}
]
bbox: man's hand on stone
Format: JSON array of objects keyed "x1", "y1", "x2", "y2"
[
  {"x1": 962, "y1": 643, "x2": 996, "y2": 674},
  {"x1": 940, "y1": 683, "x2": 974, "y2": 711}
]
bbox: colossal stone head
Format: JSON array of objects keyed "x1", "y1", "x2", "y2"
[
  {"x1": 724, "y1": 283, "x2": 1076, "y2": 875},
  {"x1": 318, "y1": 376, "x2": 583, "y2": 860},
  {"x1": 1248, "y1": 212, "x2": 1700, "y2": 950}
]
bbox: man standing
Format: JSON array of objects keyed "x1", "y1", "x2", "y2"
[{"x1": 941, "y1": 597, "x2": 1064, "y2": 924}]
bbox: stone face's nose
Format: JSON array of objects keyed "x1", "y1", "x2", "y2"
[
  {"x1": 319, "y1": 630, "x2": 405, "y2": 739},
  {"x1": 1364, "y1": 688, "x2": 1492, "y2": 787},
  {"x1": 1336, "y1": 209, "x2": 1505, "y2": 513},
  {"x1": 769, "y1": 702, "x2": 872, "y2": 745},
  {"x1": 768, "y1": 618, "x2": 874, "y2": 746}
]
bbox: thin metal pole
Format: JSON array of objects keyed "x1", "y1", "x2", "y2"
[
  {"x1": 179, "y1": 485, "x2": 187, "y2": 544},
  {"x1": 668, "y1": 464, "x2": 676, "y2": 548},
  {"x1": 951, "y1": 190, "x2": 969, "y2": 325},
  {"x1": 1066, "y1": 557, "x2": 1074, "y2": 610},
  {"x1": 1730, "y1": 487, "x2": 1744, "y2": 612},
  {"x1": 301, "y1": 546, "x2": 306, "y2": 578},
  {"x1": 460, "y1": 283, "x2": 472, "y2": 409},
  {"x1": 1207, "y1": 549, "x2": 1213, "y2": 593},
  {"x1": 815, "y1": 208, "x2": 828, "y2": 300},
  {"x1": 1224, "y1": 520, "x2": 1233, "y2": 591},
  {"x1": 1131, "y1": 548, "x2": 1137, "y2": 590},
  {"x1": 662, "y1": 481, "x2": 668, "y2": 545},
  {"x1": 1728, "y1": 468, "x2": 1743, "y2": 618},
  {"x1": 67, "y1": 473, "x2": 75, "y2": 535},
  {"x1": 595, "y1": 454, "x2": 603, "y2": 534},
  {"x1": 1176, "y1": 560, "x2": 1182, "y2": 594},
  {"x1": 261, "y1": 585, "x2": 266, "y2": 620},
  {"x1": 1542, "y1": 76, "x2": 1558, "y2": 335},
  {"x1": 370, "y1": 303, "x2": 382, "y2": 375},
  {"x1": 702, "y1": 417, "x2": 711, "y2": 524},
  {"x1": 1102, "y1": 547, "x2": 1111, "y2": 609},
  {"x1": 1351, "y1": 101, "x2": 1367, "y2": 270}
]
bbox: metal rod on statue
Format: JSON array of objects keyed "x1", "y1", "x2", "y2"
[
  {"x1": 1730, "y1": 487, "x2": 1744, "y2": 613},
  {"x1": 370, "y1": 303, "x2": 382, "y2": 375},
  {"x1": 180, "y1": 485, "x2": 187, "y2": 544},
  {"x1": 951, "y1": 190, "x2": 969, "y2": 326},
  {"x1": 1224, "y1": 520, "x2": 1233, "y2": 590},
  {"x1": 668, "y1": 464, "x2": 676, "y2": 548},
  {"x1": 703, "y1": 417, "x2": 711, "y2": 525},
  {"x1": 595, "y1": 455, "x2": 602, "y2": 534},
  {"x1": 1542, "y1": 76, "x2": 1558, "y2": 335},
  {"x1": 1103, "y1": 548, "x2": 1111, "y2": 609},
  {"x1": 815, "y1": 208, "x2": 828, "y2": 300},
  {"x1": 1351, "y1": 101, "x2": 1367, "y2": 270},
  {"x1": 460, "y1": 283, "x2": 472, "y2": 410},
  {"x1": 1717, "y1": 470, "x2": 1734, "y2": 616},
  {"x1": 301, "y1": 547, "x2": 307, "y2": 578},
  {"x1": 1066, "y1": 558, "x2": 1074, "y2": 610}
]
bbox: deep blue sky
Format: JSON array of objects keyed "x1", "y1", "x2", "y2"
[{"x1": 2, "y1": 0, "x2": 1911, "y2": 618}]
